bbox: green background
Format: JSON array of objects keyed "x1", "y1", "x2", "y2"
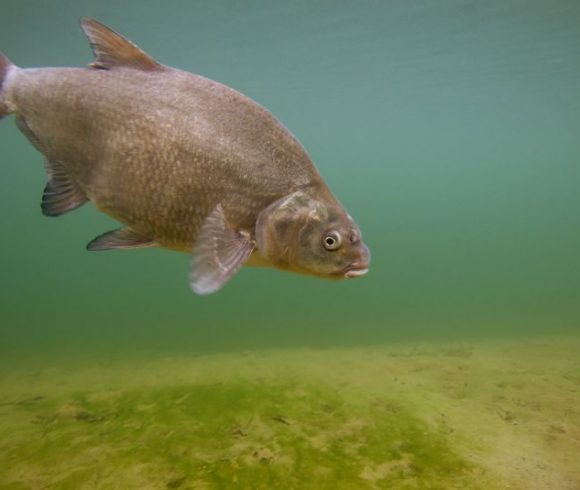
[{"x1": 1, "y1": 0, "x2": 579, "y2": 361}]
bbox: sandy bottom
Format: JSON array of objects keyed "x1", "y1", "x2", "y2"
[{"x1": 0, "y1": 337, "x2": 579, "y2": 489}]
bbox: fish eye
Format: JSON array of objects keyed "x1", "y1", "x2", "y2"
[{"x1": 323, "y1": 231, "x2": 342, "y2": 251}]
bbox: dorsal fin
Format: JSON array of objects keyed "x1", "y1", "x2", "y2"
[{"x1": 80, "y1": 17, "x2": 163, "y2": 71}]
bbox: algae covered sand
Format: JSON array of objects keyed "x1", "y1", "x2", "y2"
[{"x1": 0, "y1": 338, "x2": 579, "y2": 489}]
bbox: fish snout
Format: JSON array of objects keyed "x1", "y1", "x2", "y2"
[{"x1": 343, "y1": 243, "x2": 370, "y2": 278}]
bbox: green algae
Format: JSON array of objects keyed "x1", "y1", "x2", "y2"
[
  {"x1": 1, "y1": 381, "x2": 478, "y2": 489},
  {"x1": 1, "y1": 339, "x2": 579, "y2": 489}
]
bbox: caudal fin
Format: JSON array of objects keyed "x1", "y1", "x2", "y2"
[{"x1": 0, "y1": 52, "x2": 13, "y2": 118}]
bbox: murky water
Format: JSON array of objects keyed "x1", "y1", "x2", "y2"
[{"x1": 1, "y1": 1, "x2": 579, "y2": 488}]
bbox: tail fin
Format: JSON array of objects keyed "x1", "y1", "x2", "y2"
[{"x1": 0, "y1": 53, "x2": 13, "y2": 118}]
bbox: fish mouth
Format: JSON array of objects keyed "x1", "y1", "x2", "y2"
[{"x1": 343, "y1": 265, "x2": 369, "y2": 278}]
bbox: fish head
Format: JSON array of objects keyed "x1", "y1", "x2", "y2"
[{"x1": 256, "y1": 190, "x2": 370, "y2": 279}]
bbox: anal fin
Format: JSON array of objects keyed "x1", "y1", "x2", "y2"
[
  {"x1": 42, "y1": 159, "x2": 88, "y2": 217},
  {"x1": 14, "y1": 117, "x2": 88, "y2": 217},
  {"x1": 87, "y1": 227, "x2": 156, "y2": 251}
]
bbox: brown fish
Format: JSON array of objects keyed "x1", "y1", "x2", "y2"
[{"x1": 0, "y1": 18, "x2": 370, "y2": 294}]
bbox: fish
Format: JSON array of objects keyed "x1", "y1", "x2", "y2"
[{"x1": 0, "y1": 18, "x2": 370, "y2": 295}]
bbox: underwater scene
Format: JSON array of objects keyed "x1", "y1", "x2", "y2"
[{"x1": 1, "y1": 0, "x2": 579, "y2": 488}]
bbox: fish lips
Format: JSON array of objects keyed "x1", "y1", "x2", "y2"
[
  {"x1": 342, "y1": 264, "x2": 369, "y2": 279},
  {"x1": 342, "y1": 244, "x2": 370, "y2": 278}
]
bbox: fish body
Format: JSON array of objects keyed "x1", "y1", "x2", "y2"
[{"x1": 0, "y1": 19, "x2": 370, "y2": 294}]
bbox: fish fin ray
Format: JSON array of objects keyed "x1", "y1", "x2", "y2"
[
  {"x1": 42, "y1": 159, "x2": 88, "y2": 217},
  {"x1": 190, "y1": 204, "x2": 254, "y2": 295},
  {"x1": 15, "y1": 117, "x2": 88, "y2": 217},
  {"x1": 42, "y1": 179, "x2": 87, "y2": 217},
  {"x1": 80, "y1": 18, "x2": 162, "y2": 71},
  {"x1": 87, "y1": 227, "x2": 157, "y2": 251}
]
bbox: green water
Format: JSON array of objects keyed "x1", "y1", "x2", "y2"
[{"x1": 1, "y1": 1, "x2": 579, "y2": 488}]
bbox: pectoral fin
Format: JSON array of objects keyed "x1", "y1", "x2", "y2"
[
  {"x1": 87, "y1": 227, "x2": 156, "y2": 251},
  {"x1": 190, "y1": 204, "x2": 254, "y2": 295}
]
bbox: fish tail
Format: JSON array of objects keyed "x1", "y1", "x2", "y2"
[{"x1": 0, "y1": 52, "x2": 14, "y2": 118}]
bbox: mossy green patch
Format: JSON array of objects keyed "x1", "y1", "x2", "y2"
[
  {"x1": 3, "y1": 340, "x2": 578, "y2": 488},
  {"x1": 1, "y1": 380, "x2": 478, "y2": 489}
]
